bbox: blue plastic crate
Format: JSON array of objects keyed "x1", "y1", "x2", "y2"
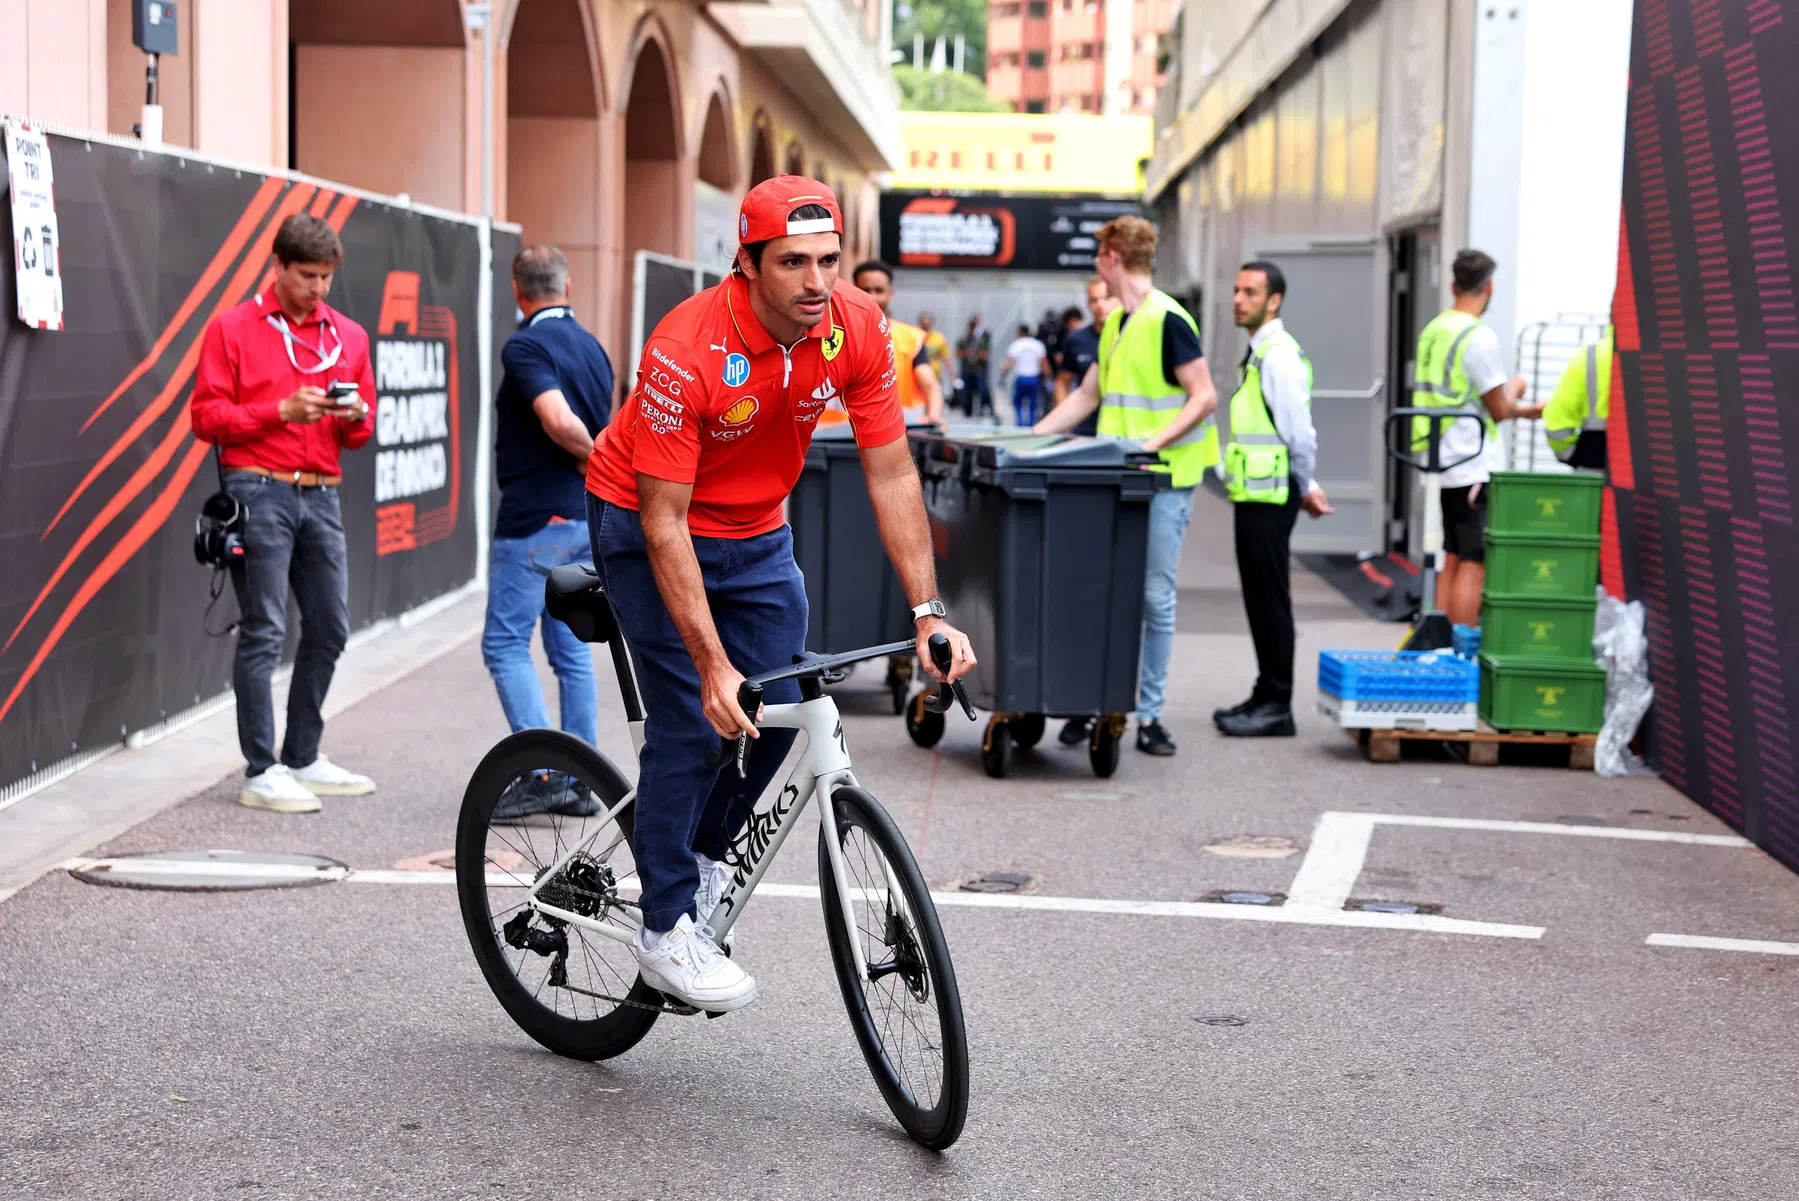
[
  {"x1": 1452, "y1": 624, "x2": 1482, "y2": 659},
  {"x1": 1318, "y1": 649, "x2": 1480, "y2": 704}
]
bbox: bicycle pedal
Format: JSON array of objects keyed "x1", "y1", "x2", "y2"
[
  {"x1": 705, "y1": 1008, "x2": 730, "y2": 1020},
  {"x1": 660, "y1": 995, "x2": 700, "y2": 1016}
]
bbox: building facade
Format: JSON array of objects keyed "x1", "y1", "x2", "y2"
[
  {"x1": 987, "y1": 0, "x2": 1174, "y2": 115},
  {"x1": 0, "y1": 0, "x2": 900, "y2": 368},
  {"x1": 1142, "y1": 0, "x2": 1632, "y2": 557}
]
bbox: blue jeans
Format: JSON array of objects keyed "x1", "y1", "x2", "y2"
[
  {"x1": 1138, "y1": 485, "x2": 1196, "y2": 722},
  {"x1": 1012, "y1": 376, "x2": 1043, "y2": 426},
  {"x1": 587, "y1": 494, "x2": 809, "y2": 933},
  {"x1": 482, "y1": 519, "x2": 598, "y2": 746}
]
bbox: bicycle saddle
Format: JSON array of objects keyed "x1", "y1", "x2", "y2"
[{"x1": 543, "y1": 562, "x2": 618, "y2": 645}]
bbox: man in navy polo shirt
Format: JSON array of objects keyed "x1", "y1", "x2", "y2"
[{"x1": 482, "y1": 245, "x2": 614, "y2": 816}]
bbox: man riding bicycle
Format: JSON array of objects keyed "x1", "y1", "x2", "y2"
[{"x1": 584, "y1": 176, "x2": 976, "y2": 1014}]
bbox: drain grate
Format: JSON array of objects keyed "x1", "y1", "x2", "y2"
[
  {"x1": 961, "y1": 871, "x2": 1035, "y2": 894},
  {"x1": 1196, "y1": 1015, "x2": 1248, "y2": 1027},
  {"x1": 68, "y1": 850, "x2": 348, "y2": 892},
  {"x1": 1344, "y1": 898, "x2": 1444, "y2": 916},
  {"x1": 1199, "y1": 889, "x2": 1285, "y2": 906}
]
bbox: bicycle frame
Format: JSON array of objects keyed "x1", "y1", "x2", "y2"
[{"x1": 521, "y1": 693, "x2": 877, "y2": 984}]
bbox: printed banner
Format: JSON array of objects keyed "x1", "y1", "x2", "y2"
[
  {"x1": 0, "y1": 134, "x2": 486, "y2": 791},
  {"x1": 1613, "y1": 1, "x2": 1799, "y2": 869},
  {"x1": 879, "y1": 193, "x2": 1142, "y2": 271}
]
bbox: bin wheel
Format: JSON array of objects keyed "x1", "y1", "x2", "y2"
[
  {"x1": 886, "y1": 656, "x2": 914, "y2": 716},
  {"x1": 981, "y1": 716, "x2": 1012, "y2": 778},
  {"x1": 1089, "y1": 715, "x2": 1126, "y2": 778},
  {"x1": 905, "y1": 688, "x2": 945, "y2": 749},
  {"x1": 1009, "y1": 713, "x2": 1046, "y2": 749}
]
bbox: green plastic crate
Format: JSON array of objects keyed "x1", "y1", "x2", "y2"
[
  {"x1": 1483, "y1": 529, "x2": 1600, "y2": 599},
  {"x1": 1487, "y1": 471, "x2": 1604, "y2": 536},
  {"x1": 1479, "y1": 593, "x2": 1597, "y2": 660},
  {"x1": 1478, "y1": 653, "x2": 1606, "y2": 733}
]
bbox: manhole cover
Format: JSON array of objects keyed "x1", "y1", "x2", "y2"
[
  {"x1": 1196, "y1": 1015, "x2": 1248, "y2": 1027},
  {"x1": 1199, "y1": 889, "x2": 1285, "y2": 906},
  {"x1": 391, "y1": 849, "x2": 524, "y2": 872},
  {"x1": 1203, "y1": 834, "x2": 1300, "y2": 859},
  {"x1": 68, "y1": 850, "x2": 348, "y2": 892},
  {"x1": 1344, "y1": 898, "x2": 1444, "y2": 916},
  {"x1": 961, "y1": 871, "x2": 1035, "y2": 894}
]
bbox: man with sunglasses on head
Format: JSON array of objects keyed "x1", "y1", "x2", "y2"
[
  {"x1": 191, "y1": 213, "x2": 379, "y2": 814},
  {"x1": 585, "y1": 176, "x2": 976, "y2": 1014}
]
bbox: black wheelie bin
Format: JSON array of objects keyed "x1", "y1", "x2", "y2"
[
  {"x1": 789, "y1": 421, "x2": 917, "y2": 709},
  {"x1": 905, "y1": 429, "x2": 1167, "y2": 778}
]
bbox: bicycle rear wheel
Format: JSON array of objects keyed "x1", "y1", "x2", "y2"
[
  {"x1": 456, "y1": 729, "x2": 663, "y2": 1060},
  {"x1": 818, "y1": 785, "x2": 969, "y2": 1149}
]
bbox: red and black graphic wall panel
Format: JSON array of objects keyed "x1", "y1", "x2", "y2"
[
  {"x1": 0, "y1": 135, "x2": 485, "y2": 790},
  {"x1": 1614, "y1": 0, "x2": 1799, "y2": 866}
]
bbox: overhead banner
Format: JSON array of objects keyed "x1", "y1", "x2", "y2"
[
  {"x1": 891, "y1": 112, "x2": 1153, "y2": 196},
  {"x1": 0, "y1": 132, "x2": 487, "y2": 793},
  {"x1": 879, "y1": 193, "x2": 1142, "y2": 271}
]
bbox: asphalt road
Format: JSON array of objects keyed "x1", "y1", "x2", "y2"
[{"x1": 4, "y1": 491, "x2": 1797, "y2": 1200}]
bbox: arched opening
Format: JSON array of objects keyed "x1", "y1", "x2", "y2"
[
  {"x1": 747, "y1": 119, "x2": 776, "y2": 186},
  {"x1": 622, "y1": 36, "x2": 682, "y2": 266},
  {"x1": 289, "y1": 0, "x2": 469, "y2": 209},
  {"x1": 785, "y1": 141, "x2": 805, "y2": 177},
  {"x1": 506, "y1": 0, "x2": 604, "y2": 325},
  {"x1": 694, "y1": 90, "x2": 738, "y2": 274}
]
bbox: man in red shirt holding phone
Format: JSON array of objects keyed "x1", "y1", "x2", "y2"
[
  {"x1": 190, "y1": 214, "x2": 379, "y2": 814},
  {"x1": 585, "y1": 177, "x2": 976, "y2": 1013}
]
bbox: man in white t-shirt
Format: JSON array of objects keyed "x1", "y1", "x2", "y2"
[
  {"x1": 1411, "y1": 249, "x2": 1544, "y2": 626},
  {"x1": 1002, "y1": 323, "x2": 1051, "y2": 426}
]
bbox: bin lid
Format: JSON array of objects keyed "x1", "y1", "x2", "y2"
[
  {"x1": 1489, "y1": 470, "x2": 1604, "y2": 490},
  {"x1": 912, "y1": 429, "x2": 1153, "y2": 470},
  {"x1": 1485, "y1": 529, "x2": 1602, "y2": 548},
  {"x1": 1480, "y1": 591, "x2": 1600, "y2": 610},
  {"x1": 1477, "y1": 652, "x2": 1605, "y2": 678},
  {"x1": 812, "y1": 412, "x2": 936, "y2": 443}
]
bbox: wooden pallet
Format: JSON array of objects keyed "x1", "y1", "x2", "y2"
[{"x1": 1352, "y1": 720, "x2": 1596, "y2": 769}]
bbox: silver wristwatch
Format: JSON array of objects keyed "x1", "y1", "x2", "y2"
[{"x1": 910, "y1": 597, "x2": 947, "y2": 623}]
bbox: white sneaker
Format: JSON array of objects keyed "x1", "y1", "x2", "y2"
[
  {"x1": 634, "y1": 914, "x2": 757, "y2": 1012},
  {"x1": 695, "y1": 853, "x2": 737, "y2": 950},
  {"x1": 239, "y1": 765, "x2": 322, "y2": 814},
  {"x1": 290, "y1": 753, "x2": 376, "y2": 797}
]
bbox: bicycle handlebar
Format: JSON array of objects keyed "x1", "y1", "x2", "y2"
[{"x1": 703, "y1": 633, "x2": 974, "y2": 777}]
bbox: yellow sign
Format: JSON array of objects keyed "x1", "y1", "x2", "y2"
[{"x1": 892, "y1": 112, "x2": 1154, "y2": 196}]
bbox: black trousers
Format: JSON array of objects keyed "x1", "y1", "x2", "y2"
[{"x1": 1233, "y1": 484, "x2": 1302, "y2": 706}]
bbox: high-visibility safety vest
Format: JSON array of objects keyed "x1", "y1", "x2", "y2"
[
  {"x1": 1411, "y1": 309, "x2": 1494, "y2": 456},
  {"x1": 1225, "y1": 327, "x2": 1312, "y2": 504},
  {"x1": 1543, "y1": 324, "x2": 1613, "y2": 462},
  {"x1": 1097, "y1": 289, "x2": 1213, "y2": 488}
]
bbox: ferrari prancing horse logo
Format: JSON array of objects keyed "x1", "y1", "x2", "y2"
[{"x1": 822, "y1": 326, "x2": 844, "y2": 361}]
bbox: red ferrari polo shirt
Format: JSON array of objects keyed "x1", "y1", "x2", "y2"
[
  {"x1": 587, "y1": 272, "x2": 904, "y2": 538},
  {"x1": 189, "y1": 289, "x2": 377, "y2": 476}
]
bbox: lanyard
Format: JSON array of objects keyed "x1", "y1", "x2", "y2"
[{"x1": 265, "y1": 312, "x2": 344, "y2": 374}]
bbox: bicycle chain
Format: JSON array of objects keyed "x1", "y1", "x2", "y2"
[{"x1": 554, "y1": 978, "x2": 698, "y2": 1016}]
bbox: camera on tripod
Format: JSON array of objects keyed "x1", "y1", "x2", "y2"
[{"x1": 194, "y1": 490, "x2": 246, "y2": 568}]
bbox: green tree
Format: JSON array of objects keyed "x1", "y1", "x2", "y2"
[
  {"x1": 894, "y1": 0, "x2": 987, "y2": 80},
  {"x1": 894, "y1": 65, "x2": 1012, "y2": 113}
]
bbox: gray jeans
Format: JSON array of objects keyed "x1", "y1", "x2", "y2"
[{"x1": 224, "y1": 471, "x2": 351, "y2": 776}]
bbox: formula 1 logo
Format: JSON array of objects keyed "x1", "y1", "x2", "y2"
[{"x1": 723, "y1": 352, "x2": 751, "y2": 387}]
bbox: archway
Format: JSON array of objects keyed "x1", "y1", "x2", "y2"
[
  {"x1": 505, "y1": 0, "x2": 604, "y2": 325},
  {"x1": 289, "y1": 0, "x2": 469, "y2": 208},
  {"x1": 695, "y1": 90, "x2": 738, "y2": 274},
  {"x1": 622, "y1": 35, "x2": 683, "y2": 267},
  {"x1": 785, "y1": 141, "x2": 805, "y2": 177},
  {"x1": 748, "y1": 118, "x2": 776, "y2": 186}
]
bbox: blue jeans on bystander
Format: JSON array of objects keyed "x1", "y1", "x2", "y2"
[
  {"x1": 482, "y1": 518, "x2": 598, "y2": 746},
  {"x1": 1137, "y1": 485, "x2": 1196, "y2": 723},
  {"x1": 587, "y1": 494, "x2": 809, "y2": 934}
]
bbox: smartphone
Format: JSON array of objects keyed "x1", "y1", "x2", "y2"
[{"x1": 326, "y1": 380, "x2": 360, "y2": 409}]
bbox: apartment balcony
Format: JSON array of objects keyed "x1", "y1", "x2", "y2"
[
  {"x1": 710, "y1": 0, "x2": 904, "y2": 169},
  {"x1": 1050, "y1": 3, "x2": 1103, "y2": 46},
  {"x1": 1051, "y1": 59, "x2": 1104, "y2": 99},
  {"x1": 987, "y1": 65, "x2": 1025, "y2": 105},
  {"x1": 989, "y1": 15, "x2": 1025, "y2": 55}
]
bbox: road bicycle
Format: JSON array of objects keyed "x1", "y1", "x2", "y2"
[{"x1": 455, "y1": 563, "x2": 974, "y2": 1149}]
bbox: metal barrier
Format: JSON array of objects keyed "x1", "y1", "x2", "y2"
[{"x1": 1510, "y1": 314, "x2": 1610, "y2": 472}]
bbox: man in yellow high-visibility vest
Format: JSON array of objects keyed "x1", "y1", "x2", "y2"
[
  {"x1": 1035, "y1": 215, "x2": 1218, "y2": 757},
  {"x1": 1542, "y1": 324, "x2": 1612, "y2": 470}
]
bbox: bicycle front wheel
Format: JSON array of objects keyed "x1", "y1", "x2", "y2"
[
  {"x1": 817, "y1": 785, "x2": 969, "y2": 1150},
  {"x1": 456, "y1": 729, "x2": 662, "y2": 1061}
]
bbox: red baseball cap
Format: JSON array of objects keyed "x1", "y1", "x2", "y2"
[{"x1": 739, "y1": 175, "x2": 843, "y2": 245}]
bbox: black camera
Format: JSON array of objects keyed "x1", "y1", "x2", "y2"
[{"x1": 194, "y1": 491, "x2": 247, "y2": 568}]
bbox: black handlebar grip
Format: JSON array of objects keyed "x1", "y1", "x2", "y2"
[{"x1": 927, "y1": 632, "x2": 952, "y2": 674}]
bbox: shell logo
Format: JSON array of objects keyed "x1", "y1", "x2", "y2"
[{"x1": 720, "y1": 396, "x2": 759, "y2": 425}]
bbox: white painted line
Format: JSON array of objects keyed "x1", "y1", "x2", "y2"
[
  {"x1": 1284, "y1": 812, "x2": 1377, "y2": 913},
  {"x1": 1646, "y1": 933, "x2": 1799, "y2": 957},
  {"x1": 65, "y1": 857, "x2": 348, "y2": 881},
  {"x1": 1369, "y1": 814, "x2": 1753, "y2": 847}
]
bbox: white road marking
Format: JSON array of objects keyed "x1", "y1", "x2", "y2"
[
  {"x1": 1645, "y1": 933, "x2": 1799, "y2": 957},
  {"x1": 1367, "y1": 814, "x2": 1753, "y2": 847},
  {"x1": 1285, "y1": 812, "x2": 1377, "y2": 913}
]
